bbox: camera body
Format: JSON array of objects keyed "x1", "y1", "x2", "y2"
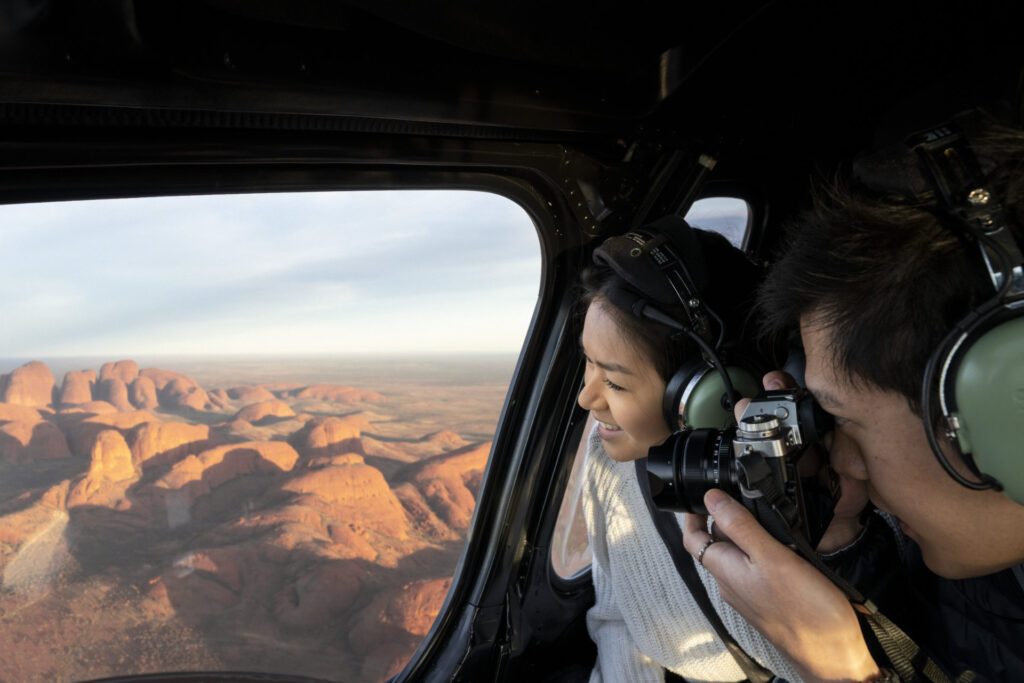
[{"x1": 647, "y1": 388, "x2": 838, "y2": 548}]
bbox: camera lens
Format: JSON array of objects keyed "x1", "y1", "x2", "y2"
[{"x1": 646, "y1": 427, "x2": 739, "y2": 514}]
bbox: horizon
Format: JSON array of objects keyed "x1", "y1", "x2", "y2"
[
  {"x1": 0, "y1": 352, "x2": 521, "y2": 388},
  {"x1": 0, "y1": 350, "x2": 521, "y2": 361}
]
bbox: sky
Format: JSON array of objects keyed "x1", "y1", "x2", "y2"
[
  {"x1": 0, "y1": 192, "x2": 747, "y2": 358},
  {"x1": 0, "y1": 191, "x2": 542, "y2": 357}
]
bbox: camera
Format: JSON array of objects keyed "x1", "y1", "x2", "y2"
[{"x1": 646, "y1": 388, "x2": 839, "y2": 548}]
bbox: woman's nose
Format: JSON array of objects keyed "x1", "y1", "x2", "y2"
[{"x1": 577, "y1": 373, "x2": 604, "y2": 411}]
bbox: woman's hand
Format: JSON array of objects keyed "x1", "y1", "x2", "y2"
[{"x1": 684, "y1": 489, "x2": 880, "y2": 682}]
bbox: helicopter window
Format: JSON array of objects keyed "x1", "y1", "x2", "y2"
[
  {"x1": 684, "y1": 196, "x2": 752, "y2": 249},
  {"x1": 550, "y1": 196, "x2": 750, "y2": 580},
  {"x1": 0, "y1": 190, "x2": 540, "y2": 682},
  {"x1": 551, "y1": 413, "x2": 596, "y2": 579}
]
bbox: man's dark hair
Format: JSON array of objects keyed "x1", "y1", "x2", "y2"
[
  {"x1": 578, "y1": 227, "x2": 765, "y2": 381},
  {"x1": 758, "y1": 125, "x2": 1024, "y2": 412}
]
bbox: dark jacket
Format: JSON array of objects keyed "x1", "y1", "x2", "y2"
[
  {"x1": 828, "y1": 513, "x2": 1024, "y2": 682},
  {"x1": 910, "y1": 551, "x2": 1024, "y2": 682}
]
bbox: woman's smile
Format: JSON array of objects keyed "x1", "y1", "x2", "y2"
[{"x1": 596, "y1": 419, "x2": 623, "y2": 439}]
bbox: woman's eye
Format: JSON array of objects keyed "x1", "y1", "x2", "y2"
[{"x1": 603, "y1": 378, "x2": 624, "y2": 392}]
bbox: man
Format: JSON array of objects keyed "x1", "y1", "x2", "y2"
[{"x1": 683, "y1": 122, "x2": 1024, "y2": 681}]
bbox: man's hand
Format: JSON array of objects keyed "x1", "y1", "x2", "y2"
[
  {"x1": 738, "y1": 371, "x2": 869, "y2": 553},
  {"x1": 683, "y1": 489, "x2": 880, "y2": 682}
]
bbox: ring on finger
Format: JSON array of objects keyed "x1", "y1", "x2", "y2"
[{"x1": 696, "y1": 537, "x2": 718, "y2": 566}]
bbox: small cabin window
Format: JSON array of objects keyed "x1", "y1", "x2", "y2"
[{"x1": 684, "y1": 196, "x2": 751, "y2": 249}]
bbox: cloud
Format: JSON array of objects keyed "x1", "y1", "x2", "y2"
[{"x1": 0, "y1": 190, "x2": 540, "y2": 355}]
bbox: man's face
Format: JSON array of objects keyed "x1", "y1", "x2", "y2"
[
  {"x1": 801, "y1": 316, "x2": 1024, "y2": 579},
  {"x1": 577, "y1": 301, "x2": 671, "y2": 462}
]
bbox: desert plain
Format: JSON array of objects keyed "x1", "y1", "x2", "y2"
[{"x1": 0, "y1": 355, "x2": 512, "y2": 683}]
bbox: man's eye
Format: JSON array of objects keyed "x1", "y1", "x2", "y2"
[{"x1": 604, "y1": 379, "x2": 625, "y2": 392}]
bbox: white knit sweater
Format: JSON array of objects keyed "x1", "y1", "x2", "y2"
[{"x1": 582, "y1": 426, "x2": 803, "y2": 683}]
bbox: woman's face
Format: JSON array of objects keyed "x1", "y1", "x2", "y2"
[{"x1": 577, "y1": 300, "x2": 672, "y2": 462}]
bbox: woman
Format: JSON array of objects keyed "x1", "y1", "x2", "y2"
[{"x1": 576, "y1": 217, "x2": 804, "y2": 682}]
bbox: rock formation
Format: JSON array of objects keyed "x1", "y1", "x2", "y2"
[
  {"x1": 155, "y1": 441, "x2": 300, "y2": 507},
  {"x1": 138, "y1": 368, "x2": 192, "y2": 392},
  {"x1": 99, "y1": 360, "x2": 140, "y2": 385},
  {"x1": 159, "y1": 377, "x2": 211, "y2": 412},
  {"x1": 290, "y1": 384, "x2": 385, "y2": 403},
  {"x1": 0, "y1": 402, "x2": 44, "y2": 424},
  {"x1": 59, "y1": 370, "x2": 96, "y2": 405},
  {"x1": 274, "y1": 560, "x2": 365, "y2": 629},
  {"x1": 226, "y1": 386, "x2": 275, "y2": 404},
  {"x1": 96, "y1": 377, "x2": 134, "y2": 412},
  {"x1": 86, "y1": 429, "x2": 135, "y2": 482},
  {"x1": 260, "y1": 382, "x2": 302, "y2": 394},
  {"x1": 1, "y1": 361, "x2": 55, "y2": 407},
  {"x1": 206, "y1": 389, "x2": 232, "y2": 411},
  {"x1": 129, "y1": 421, "x2": 211, "y2": 469},
  {"x1": 59, "y1": 400, "x2": 118, "y2": 415},
  {"x1": 403, "y1": 442, "x2": 489, "y2": 531},
  {"x1": 363, "y1": 429, "x2": 468, "y2": 463},
  {"x1": 0, "y1": 356, "x2": 487, "y2": 683},
  {"x1": 349, "y1": 578, "x2": 452, "y2": 682},
  {"x1": 139, "y1": 368, "x2": 211, "y2": 411},
  {"x1": 281, "y1": 457, "x2": 409, "y2": 541},
  {"x1": 300, "y1": 414, "x2": 371, "y2": 458},
  {"x1": 63, "y1": 410, "x2": 159, "y2": 457},
  {"x1": 0, "y1": 420, "x2": 72, "y2": 462},
  {"x1": 129, "y1": 376, "x2": 159, "y2": 410},
  {"x1": 67, "y1": 429, "x2": 137, "y2": 508},
  {"x1": 306, "y1": 452, "x2": 365, "y2": 469},
  {"x1": 392, "y1": 482, "x2": 460, "y2": 541},
  {"x1": 157, "y1": 548, "x2": 249, "y2": 615},
  {"x1": 234, "y1": 400, "x2": 296, "y2": 424}
]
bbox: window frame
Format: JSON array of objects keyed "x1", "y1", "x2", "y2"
[
  {"x1": 0, "y1": 111, "x2": 678, "y2": 682},
  {"x1": 0, "y1": 153, "x2": 591, "y2": 683}
]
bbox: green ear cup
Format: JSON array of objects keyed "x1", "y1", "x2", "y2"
[
  {"x1": 952, "y1": 315, "x2": 1024, "y2": 504},
  {"x1": 682, "y1": 366, "x2": 760, "y2": 430}
]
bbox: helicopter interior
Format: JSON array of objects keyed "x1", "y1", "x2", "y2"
[{"x1": 0, "y1": 1, "x2": 1021, "y2": 681}]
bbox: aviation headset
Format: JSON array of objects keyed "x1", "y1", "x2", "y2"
[
  {"x1": 854, "y1": 111, "x2": 1024, "y2": 503},
  {"x1": 591, "y1": 215, "x2": 760, "y2": 432}
]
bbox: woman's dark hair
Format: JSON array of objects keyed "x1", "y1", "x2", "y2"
[
  {"x1": 757, "y1": 123, "x2": 1024, "y2": 412},
  {"x1": 577, "y1": 227, "x2": 766, "y2": 382}
]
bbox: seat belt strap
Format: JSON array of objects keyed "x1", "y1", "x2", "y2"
[
  {"x1": 635, "y1": 458, "x2": 774, "y2": 683},
  {"x1": 744, "y1": 466, "x2": 975, "y2": 683}
]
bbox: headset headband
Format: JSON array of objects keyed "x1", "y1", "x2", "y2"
[
  {"x1": 853, "y1": 112, "x2": 1024, "y2": 301},
  {"x1": 856, "y1": 110, "x2": 1024, "y2": 493},
  {"x1": 592, "y1": 216, "x2": 714, "y2": 343},
  {"x1": 912, "y1": 122, "x2": 1024, "y2": 300}
]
